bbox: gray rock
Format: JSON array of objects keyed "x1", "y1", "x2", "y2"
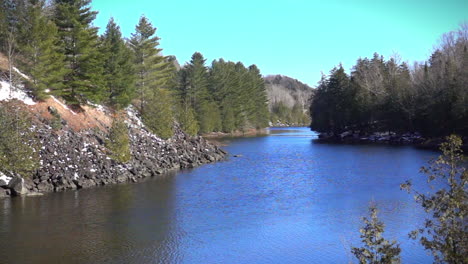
[
  {"x1": 37, "y1": 182, "x2": 54, "y2": 192},
  {"x1": 0, "y1": 188, "x2": 10, "y2": 198},
  {"x1": 7, "y1": 176, "x2": 29, "y2": 196}
]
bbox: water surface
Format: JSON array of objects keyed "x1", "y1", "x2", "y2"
[{"x1": 0, "y1": 127, "x2": 436, "y2": 263}]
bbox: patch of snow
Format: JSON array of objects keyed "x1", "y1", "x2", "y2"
[
  {"x1": 51, "y1": 96, "x2": 77, "y2": 115},
  {"x1": 0, "y1": 81, "x2": 36, "y2": 105},
  {"x1": 87, "y1": 101, "x2": 106, "y2": 112},
  {"x1": 13, "y1": 67, "x2": 30, "y2": 80},
  {"x1": 0, "y1": 172, "x2": 12, "y2": 185},
  {"x1": 73, "y1": 172, "x2": 79, "y2": 180},
  {"x1": 126, "y1": 105, "x2": 145, "y2": 128}
]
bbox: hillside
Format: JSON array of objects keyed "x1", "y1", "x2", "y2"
[
  {"x1": 0, "y1": 66, "x2": 226, "y2": 198},
  {"x1": 264, "y1": 75, "x2": 314, "y2": 126}
]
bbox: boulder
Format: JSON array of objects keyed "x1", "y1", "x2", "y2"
[
  {"x1": 7, "y1": 176, "x2": 29, "y2": 196},
  {"x1": 37, "y1": 182, "x2": 54, "y2": 192}
]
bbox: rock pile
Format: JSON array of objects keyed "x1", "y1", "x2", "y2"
[{"x1": 1, "y1": 116, "x2": 226, "y2": 197}]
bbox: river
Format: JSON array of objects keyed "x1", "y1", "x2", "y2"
[{"x1": 0, "y1": 127, "x2": 437, "y2": 263}]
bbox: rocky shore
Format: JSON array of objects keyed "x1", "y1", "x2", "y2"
[
  {"x1": 0, "y1": 106, "x2": 226, "y2": 198},
  {"x1": 315, "y1": 130, "x2": 468, "y2": 150}
]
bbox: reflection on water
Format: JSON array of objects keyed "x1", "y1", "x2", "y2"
[{"x1": 0, "y1": 127, "x2": 436, "y2": 263}]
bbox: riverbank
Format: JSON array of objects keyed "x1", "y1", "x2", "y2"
[
  {"x1": 315, "y1": 131, "x2": 468, "y2": 151},
  {"x1": 202, "y1": 128, "x2": 268, "y2": 139},
  {"x1": 0, "y1": 101, "x2": 227, "y2": 198}
]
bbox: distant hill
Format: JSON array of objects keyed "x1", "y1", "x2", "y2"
[
  {"x1": 264, "y1": 75, "x2": 314, "y2": 126},
  {"x1": 264, "y1": 75, "x2": 314, "y2": 110}
]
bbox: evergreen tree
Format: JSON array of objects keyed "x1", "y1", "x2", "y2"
[
  {"x1": 310, "y1": 66, "x2": 352, "y2": 134},
  {"x1": 186, "y1": 52, "x2": 209, "y2": 110},
  {"x1": 106, "y1": 115, "x2": 131, "y2": 163},
  {"x1": 0, "y1": 104, "x2": 39, "y2": 179},
  {"x1": 101, "y1": 17, "x2": 135, "y2": 109},
  {"x1": 183, "y1": 52, "x2": 214, "y2": 132},
  {"x1": 177, "y1": 102, "x2": 199, "y2": 136},
  {"x1": 53, "y1": 0, "x2": 104, "y2": 104},
  {"x1": 351, "y1": 206, "x2": 401, "y2": 264},
  {"x1": 401, "y1": 135, "x2": 467, "y2": 263},
  {"x1": 247, "y1": 65, "x2": 269, "y2": 128},
  {"x1": 143, "y1": 88, "x2": 174, "y2": 139},
  {"x1": 129, "y1": 15, "x2": 173, "y2": 113},
  {"x1": 17, "y1": 0, "x2": 67, "y2": 100},
  {"x1": 221, "y1": 104, "x2": 235, "y2": 133}
]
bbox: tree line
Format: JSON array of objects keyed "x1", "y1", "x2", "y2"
[
  {"x1": 310, "y1": 23, "x2": 468, "y2": 137},
  {"x1": 0, "y1": 0, "x2": 269, "y2": 139}
]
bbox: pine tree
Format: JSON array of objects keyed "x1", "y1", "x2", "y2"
[
  {"x1": 53, "y1": 0, "x2": 104, "y2": 104},
  {"x1": 0, "y1": 104, "x2": 39, "y2": 179},
  {"x1": 177, "y1": 102, "x2": 199, "y2": 136},
  {"x1": 1, "y1": 0, "x2": 25, "y2": 87},
  {"x1": 106, "y1": 115, "x2": 131, "y2": 163},
  {"x1": 186, "y1": 52, "x2": 210, "y2": 119},
  {"x1": 101, "y1": 17, "x2": 135, "y2": 109},
  {"x1": 143, "y1": 88, "x2": 174, "y2": 139},
  {"x1": 17, "y1": 0, "x2": 67, "y2": 100},
  {"x1": 351, "y1": 206, "x2": 401, "y2": 264},
  {"x1": 221, "y1": 104, "x2": 235, "y2": 133},
  {"x1": 129, "y1": 15, "x2": 174, "y2": 114},
  {"x1": 247, "y1": 65, "x2": 269, "y2": 128}
]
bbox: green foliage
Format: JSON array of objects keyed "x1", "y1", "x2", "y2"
[
  {"x1": 221, "y1": 104, "x2": 235, "y2": 133},
  {"x1": 101, "y1": 17, "x2": 135, "y2": 109},
  {"x1": 17, "y1": 0, "x2": 67, "y2": 100},
  {"x1": 129, "y1": 15, "x2": 174, "y2": 113},
  {"x1": 310, "y1": 65, "x2": 353, "y2": 133},
  {"x1": 48, "y1": 106, "x2": 63, "y2": 130},
  {"x1": 177, "y1": 103, "x2": 199, "y2": 136},
  {"x1": 310, "y1": 23, "x2": 468, "y2": 136},
  {"x1": 105, "y1": 116, "x2": 131, "y2": 163},
  {"x1": 352, "y1": 206, "x2": 401, "y2": 264},
  {"x1": 0, "y1": 104, "x2": 39, "y2": 178},
  {"x1": 401, "y1": 135, "x2": 467, "y2": 263},
  {"x1": 271, "y1": 101, "x2": 309, "y2": 126},
  {"x1": 171, "y1": 53, "x2": 269, "y2": 134},
  {"x1": 142, "y1": 88, "x2": 174, "y2": 139},
  {"x1": 53, "y1": 0, "x2": 105, "y2": 104},
  {"x1": 208, "y1": 59, "x2": 269, "y2": 132}
]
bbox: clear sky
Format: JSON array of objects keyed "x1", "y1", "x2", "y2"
[{"x1": 91, "y1": 0, "x2": 468, "y2": 86}]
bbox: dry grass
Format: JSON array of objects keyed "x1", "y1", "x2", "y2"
[{"x1": 31, "y1": 97, "x2": 113, "y2": 132}]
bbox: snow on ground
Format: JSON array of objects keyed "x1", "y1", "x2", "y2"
[
  {"x1": 0, "y1": 80, "x2": 36, "y2": 105},
  {"x1": 0, "y1": 171, "x2": 12, "y2": 185},
  {"x1": 13, "y1": 67, "x2": 30, "y2": 80},
  {"x1": 51, "y1": 95, "x2": 77, "y2": 115},
  {"x1": 126, "y1": 105, "x2": 144, "y2": 127},
  {"x1": 87, "y1": 101, "x2": 106, "y2": 112},
  {"x1": 125, "y1": 105, "x2": 163, "y2": 142}
]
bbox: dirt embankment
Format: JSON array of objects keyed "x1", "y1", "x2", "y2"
[{"x1": 0, "y1": 97, "x2": 227, "y2": 198}]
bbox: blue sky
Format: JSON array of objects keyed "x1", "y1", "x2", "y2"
[{"x1": 91, "y1": 0, "x2": 468, "y2": 86}]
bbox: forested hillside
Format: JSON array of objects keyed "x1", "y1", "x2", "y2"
[
  {"x1": 0, "y1": 0, "x2": 270, "y2": 138},
  {"x1": 310, "y1": 23, "x2": 468, "y2": 138},
  {"x1": 264, "y1": 75, "x2": 313, "y2": 126}
]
